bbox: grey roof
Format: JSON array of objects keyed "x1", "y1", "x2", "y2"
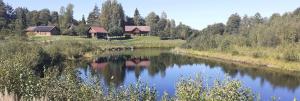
[{"x1": 26, "y1": 26, "x2": 56, "y2": 32}]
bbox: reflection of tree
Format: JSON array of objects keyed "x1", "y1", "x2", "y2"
[{"x1": 195, "y1": 58, "x2": 300, "y2": 91}]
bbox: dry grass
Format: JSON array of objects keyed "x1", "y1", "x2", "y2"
[
  {"x1": 0, "y1": 88, "x2": 48, "y2": 101},
  {"x1": 172, "y1": 48, "x2": 300, "y2": 73},
  {"x1": 29, "y1": 36, "x2": 185, "y2": 49}
]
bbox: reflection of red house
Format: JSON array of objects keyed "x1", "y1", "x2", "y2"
[
  {"x1": 125, "y1": 26, "x2": 150, "y2": 36},
  {"x1": 91, "y1": 60, "x2": 108, "y2": 71},
  {"x1": 125, "y1": 58, "x2": 150, "y2": 68}
]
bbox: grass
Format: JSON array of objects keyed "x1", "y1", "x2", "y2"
[
  {"x1": 172, "y1": 47, "x2": 300, "y2": 73},
  {"x1": 29, "y1": 35, "x2": 185, "y2": 49}
]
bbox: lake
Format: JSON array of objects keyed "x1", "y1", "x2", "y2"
[{"x1": 77, "y1": 49, "x2": 300, "y2": 100}]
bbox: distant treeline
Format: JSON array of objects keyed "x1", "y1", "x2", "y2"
[
  {"x1": 0, "y1": 0, "x2": 193, "y2": 39},
  {"x1": 183, "y1": 7, "x2": 300, "y2": 61},
  {"x1": 186, "y1": 9, "x2": 300, "y2": 49}
]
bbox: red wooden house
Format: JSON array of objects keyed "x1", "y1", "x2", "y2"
[
  {"x1": 125, "y1": 26, "x2": 150, "y2": 36},
  {"x1": 88, "y1": 26, "x2": 108, "y2": 39}
]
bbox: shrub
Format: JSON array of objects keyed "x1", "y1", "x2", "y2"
[
  {"x1": 283, "y1": 50, "x2": 299, "y2": 62},
  {"x1": 252, "y1": 51, "x2": 265, "y2": 58},
  {"x1": 232, "y1": 50, "x2": 240, "y2": 56},
  {"x1": 174, "y1": 75, "x2": 254, "y2": 101}
]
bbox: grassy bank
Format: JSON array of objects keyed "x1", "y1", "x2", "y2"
[
  {"x1": 29, "y1": 36, "x2": 185, "y2": 49},
  {"x1": 172, "y1": 48, "x2": 300, "y2": 73}
]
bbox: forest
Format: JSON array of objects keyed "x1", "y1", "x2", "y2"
[
  {"x1": 0, "y1": 0, "x2": 192, "y2": 40},
  {"x1": 184, "y1": 8, "x2": 300, "y2": 63}
]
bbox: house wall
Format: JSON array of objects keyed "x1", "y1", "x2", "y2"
[
  {"x1": 50, "y1": 28, "x2": 60, "y2": 35},
  {"x1": 35, "y1": 32, "x2": 51, "y2": 36}
]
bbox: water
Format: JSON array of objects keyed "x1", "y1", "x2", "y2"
[{"x1": 78, "y1": 49, "x2": 300, "y2": 100}]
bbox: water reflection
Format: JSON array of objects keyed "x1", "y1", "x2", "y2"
[{"x1": 79, "y1": 50, "x2": 300, "y2": 100}]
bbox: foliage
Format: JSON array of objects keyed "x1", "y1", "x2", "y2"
[
  {"x1": 87, "y1": 5, "x2": 100, "y2": 26},
  {"x1": 99, "y1": 0, "x2": 125, "y2": 33},
  {"x1": 175, "y1": 76, "x2": 254, "y2": 101},
  {"x1": 108, "y1": 26, "x2": 123, "y2": 36},
  {"x1": 184, "y1": 8, "x2": 300, "y2": 64},
  {"x1": 133, "y1": 8, "x2": 145, "y2": 26},
  {"x1": 225, "y1": 13, "x2": 241, "y2": 34},
  {"x1": 283, "y1": 49, "x2": 299, "y2": 62}
]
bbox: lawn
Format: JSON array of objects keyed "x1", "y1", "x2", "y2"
[{"x1": 29, "y1": 35, "x2": 186, "y2": 49}]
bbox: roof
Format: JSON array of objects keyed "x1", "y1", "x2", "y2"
[
  {"x1": 89, "y1": 26, "x2": 108, "y2": 33},
  {"x1": 125, "y1": 26, "x2": 150, "y2": 32},
  {"x1": 26, "y1": 26, "x2": 57, "y2": 32},
  {"x1": 26, "y1": 26, "x2": 36, "y2": 32}
]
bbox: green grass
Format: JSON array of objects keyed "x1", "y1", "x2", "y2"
[{"x1": 29, "y1": 35, "x2": 185, "y2": 49}]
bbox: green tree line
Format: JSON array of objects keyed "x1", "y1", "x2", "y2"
[
  {"x1": 0, "y1": 0, "x2": 193, "y2": 39},
  {"x1": 184, "y1": 9, "x2": 300, "y2": 61}
]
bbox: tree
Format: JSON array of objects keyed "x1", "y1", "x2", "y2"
[
  {"x1": 225, "y1": 13, "x2": 241, "y2": 34},
  {"x1": 253, "y1": 12, "x2": 264, "y2": 24},
  {"x1": 38, "y1": 9, "x2": 51, "y2": 25},
  {"x1": 108, "y1": 26, "x2": 123, "y2": 37},
  {"x1": 87, "y1": 5, "x2": 100, "y2": 26},
  {"x1": 177, "y1": 22, "x2": 191, "y2": 39},
  {"x1": 15, "y1": 7, "x2": 27, "y2": 35},
  {"x1": 59, "y1": 6, "x2": 65, "y2": 29},
  {"x1": 206, "y1": 23, "x2": 225, "y2": 35},
  {"x1": 76, "y1": 15, "x2": 88, "y2": 36},
  {"x1": 0, "y1": 0, "x2": 6, "y2": 29},
  {"x1": 156, "y1": 12, "x2": 169, "y2": 37},
  {"x1": 81, "y1": 15, "x2": 86, "y2": 25},
  {"x1": 161, "y1": 11, "x2": 167, "y2": 19},
  {"x1": 65, "y1": 4, "x2": 74, "y2": 28},
  {"x1": 99, "y1": 0, "x2": 125, "y2": 34},
  {"x1": 125, "y1": 16, "x2": 134, "y2": 25},
  {"x1": 60, "y1": 4, "x2": 75, "y2": 35},
  {"x1": 50, "y1": 11, "x2": 59, "y2": 26},
  {"x1": 145, "y1": 12, "x2": 160, "y2": 35},
  {"x1": 133, "y1": 8, "x2": 144, "y2": 26}
]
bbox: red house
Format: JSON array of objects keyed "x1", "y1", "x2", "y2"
[
  {"x1": 88, "y1": 26, "x2": 108, "y2": 39},
  {"x1": 125, "y1": 26, "x2": 150, "y2": 36}
]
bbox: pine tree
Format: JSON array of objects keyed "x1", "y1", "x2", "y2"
[
  {"x1": 133, "y1": 8, "x2": 144, "y2": 26},
  {"x1": 87, "y1": 5, "x2": 100, "y2": 26},
  {"x1": 77, "y1": 15, "x2": 87, "y2": 36}
]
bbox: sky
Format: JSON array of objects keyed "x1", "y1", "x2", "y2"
[{"x1": 4, "y1": 0, "x2": 300, "y2": 30}]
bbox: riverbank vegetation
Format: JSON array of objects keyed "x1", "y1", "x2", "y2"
[{"x1": 182, "y1": 8, "x2": 300, "y2": 71}]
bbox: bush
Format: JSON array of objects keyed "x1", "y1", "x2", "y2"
[
  {"x1": 252, "y1": 51, "x2": 265, "y2": 58},
  {"x1": 232, "y1": 50, "x2": 240, "y2": 56},
  {"x1": 47, "y1": 40, "x2": 95, "y2": 59},
  {"x1": 174, "y1": 75, "x2": 254, "y2": 101},
  {"x1": 283, "y1": 50, "x2": 299, "y2": 62}
]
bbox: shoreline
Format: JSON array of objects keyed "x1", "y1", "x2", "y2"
[{"x1": 171, "y1": 48, "x2": 300, "y2": 76}]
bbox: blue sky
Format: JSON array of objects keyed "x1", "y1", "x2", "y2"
[{"x1": 4, "y1": 0, "x2": 300, "y2": 30}]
